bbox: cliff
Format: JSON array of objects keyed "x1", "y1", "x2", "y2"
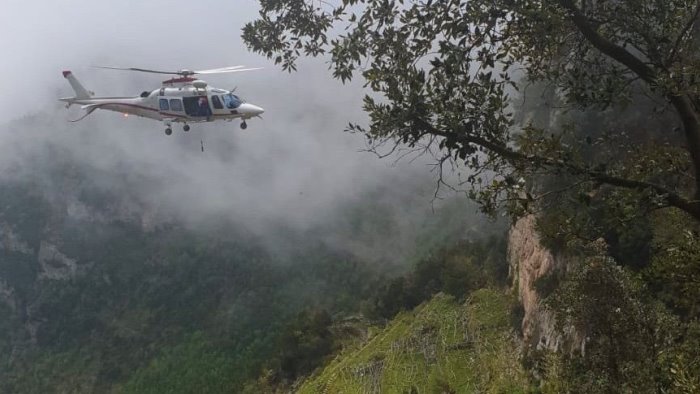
[{"x1": 508, "y1": 215, "x2": 580, "y2": 352}]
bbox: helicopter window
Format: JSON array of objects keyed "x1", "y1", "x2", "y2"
[
  {"x1": 222, "y1": 93, "x2": 241, "y2": 109},
  {"x1": 159, "y1": 98, "x2": 169, "y2": 111},
  {"x1": 211, "y1": 95, "x2": 223, "y2": 110},
  {"x1": 169, "y1": 99, "x2": 183, "y2": 112}
]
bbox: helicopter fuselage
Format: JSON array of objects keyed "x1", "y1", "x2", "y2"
[{"x1": 59, "y1": 71, "x2": 264, "y2": 133}]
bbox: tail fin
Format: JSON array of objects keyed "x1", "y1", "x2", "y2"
[{"x1": 62, "y1": 71, "x2": 92, "y2": 99}]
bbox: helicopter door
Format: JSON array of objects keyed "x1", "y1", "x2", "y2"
[{"x1": 182, "y1": 96, "x2": 212, "y2": 118}]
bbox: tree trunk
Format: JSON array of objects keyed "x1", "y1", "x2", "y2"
[{"x1": 669, "y1": 95, "x2": 700, "y2": 201}]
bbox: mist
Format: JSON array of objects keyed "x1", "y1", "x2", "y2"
[{"x1": 0, "y1": 0, "x2": 492, "y2": 261}]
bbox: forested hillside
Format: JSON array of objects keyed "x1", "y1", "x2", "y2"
[{"x1": 0, "y1": 133, "x2": 492, "y2": 392}]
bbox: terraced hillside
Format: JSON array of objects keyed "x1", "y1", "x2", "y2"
[{"x1": 298, "y1": 289, "x2": 529, "y2": 393}]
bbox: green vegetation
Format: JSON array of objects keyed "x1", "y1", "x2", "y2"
[
  {"x1": 0, "y1": 176, "x2": 493, "y2": 393},
  {"x1": 0, "y1": 220, "x2": 379, "y2": 392},
  {"x1": 122, "y1": 332, "x2": 241, "y2": 394},
  {"x1": 240, "y1": 232, "x2": 515, "y2": 393},
  {"x1": 365, "y1": 236, "x2": 508, "y2": 320},
  {"x1": 244, "y1": 0, "x2": 700, "y2": 223},
  {"x1": 297, "y1": 290, "x2": 527, "y2": 393},
  {"x1": 3, "y1": 348, "x2": 100, "y2": 394},
  {"x1": 241, "y1": 6, "x2": 700, "y2": 388},
  {"x1": 3, "y1": 2, "x2": 700, "y2": 392},
  {"x1": 542, "y1": 258, "x2": 681, "y2": 392},
  {"x1": 518, "y1": 205, "x2": 700, "y2": 393}
]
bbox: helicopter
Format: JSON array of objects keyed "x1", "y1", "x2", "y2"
[{"x1": 59, "y1": 66, "x2": 264, "y2": 135}]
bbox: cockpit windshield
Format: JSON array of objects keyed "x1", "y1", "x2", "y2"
[{"x1": 222, "y1": 93, "x2": 242, "y2": 109}]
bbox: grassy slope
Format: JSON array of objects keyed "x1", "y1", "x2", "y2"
[{"x1": 298, "y1": 289, "x2": 529, "y2": 393}]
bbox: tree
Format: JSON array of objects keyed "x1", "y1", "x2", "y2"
[
  {"x1": 544, "y1": 256, "x2": 695, "y2": 392},
  {"x1": 243, "y1": 0, "x2": 700, "y2": 221},
  {"x1": 276, "y1": 309, "x2": 335, "y2": 381}
]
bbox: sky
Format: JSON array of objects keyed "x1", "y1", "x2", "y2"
[{"x1": 0, "y1": 0, "x2": 478, "y2": 239}]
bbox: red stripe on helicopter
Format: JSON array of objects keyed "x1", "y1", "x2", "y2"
[
  {"x1": 160, "y1": 112, "x2": 189, "y2": 119},
  {"x1": 88, "y1": 102, "x2": 189, "y2": 119},
  {"x1": 91, "y1": 102, "x2": 159, "y2": 112},
  {"x1": 95, "y1": 103, "x2": 239, "y2": 119}
]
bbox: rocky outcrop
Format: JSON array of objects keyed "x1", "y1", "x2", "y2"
[
  {"x1": 0, "y1": 222, "x2": 34, "y2": 255},
  {"x1": 37, "y1": 241, "x2": 79, "y2": 280},
  {"x1": 508, "y1": 215, "x2": 579, "y2": 352},
  {"x1": 0, "y1": 279, "x2": 17, "y2": 311}
]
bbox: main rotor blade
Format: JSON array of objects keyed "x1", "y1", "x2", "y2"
[
  {"x1": 94, "y1": 66, "x2": 182, "y2": 75},
  {"x1": 94, "y1": 65, "x2": 262, "y2": 76},
  {"x1": 193, "y1": 66, "x2": 246, "y2": 73},
  {"x1": 195, "y1": 67, "x2": 263, "y2": 74}
]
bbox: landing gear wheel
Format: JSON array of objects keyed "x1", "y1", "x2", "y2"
[
  {"x1": 183, "y1": 124, "x2": 190, "y2": 132},
  {"x1": 240, "y1": 121, "x2": 248, "y2": 130},
  {"x1": 165, "y1": 128, "x2": 172, "y2": 136}
]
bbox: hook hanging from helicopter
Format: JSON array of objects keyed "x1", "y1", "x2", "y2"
[{"x1": 59, "y1": 65, "x2": 264, "y2": 135}]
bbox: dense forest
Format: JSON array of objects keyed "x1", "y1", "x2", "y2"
[{"x1": 0, "y1": 122, "x2": 497, "y2": 392}]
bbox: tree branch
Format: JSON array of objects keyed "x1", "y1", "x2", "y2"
[
  {"x1": 412, "y1": 117, "x2": 700, "y2": 220},
  {"x1": 557, "y1": 0, "x2": 657, "y2": 84},
  {"x1": 558, "y1": 0, "x2": 700, "y2": 205},
  {"x1": 667, "y1": 0, "x2": 700, "y2": 65}
]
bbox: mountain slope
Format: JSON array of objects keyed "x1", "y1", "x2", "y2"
[{"x1": 298, "y1": 289, "x2": 528, "y2": 393}]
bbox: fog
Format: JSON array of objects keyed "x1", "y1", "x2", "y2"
[{"x1": 0, "y1": 0, "x2": 482, "y2": 244}]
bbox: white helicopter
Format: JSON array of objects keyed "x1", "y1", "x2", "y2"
[{"x1": 59, "y1": 66, "x2": 264, "y2": 135}]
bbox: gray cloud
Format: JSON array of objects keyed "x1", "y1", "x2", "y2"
[{"x1": 0, "y1": 1, "x2": 488, "y2": 252}]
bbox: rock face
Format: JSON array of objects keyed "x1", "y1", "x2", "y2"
[
  {"x1": 508, "y1": 215, "x2": 571, "y2": 352},
  {"x1": 0, "y1": 223, "x2": 34, "y2": 255},
  {"x1": 37, "y1": 241, "x2": 79, "y2": 280},
  {"x1": 0, "y1": 280, "x2": 17, "y2": 311}
]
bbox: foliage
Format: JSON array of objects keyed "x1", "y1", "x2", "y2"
[
  {"x1": 644, "y1": 209, "x2": 700, "y2": 318},
  {"x1": 0, "y1": 175, "x2": 487, "y2": 393},
  {"x1": 534, "y1": 183, "x2": 655, "y2": 269},
  {"x1": 366, "y1": 235, "x2": 508, "y2": 320},
  {"x1": 0, "y1": 348, "x2": 99, "y2": 394},
  {"x1": 528, "y1": 190, "x2": 700, "y2": 392},
  {"x1": 0, "y1": 199, "x2": 369, "y2": 391},
  {"x1": 297, "y1": 290, "x2": 530, "y2": 393},
  {"x1": 239, "y1": 234, "x2": 512, "y2": 392},
  {"x1": 244, "y1": 0, "x2": 700, "y2": 222},
  {"x1": 542, "y1": 256, "x2": 700, "y2": 393},
  {"x1": 532, "y1": 268, "x2": 563, "y2": 300},
  {"x1": 275, "y1": 309, "x2": 337, "y2": 382},
  {"x1": 121, "y1": 332, "x2": 239, "y2": 394}
]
